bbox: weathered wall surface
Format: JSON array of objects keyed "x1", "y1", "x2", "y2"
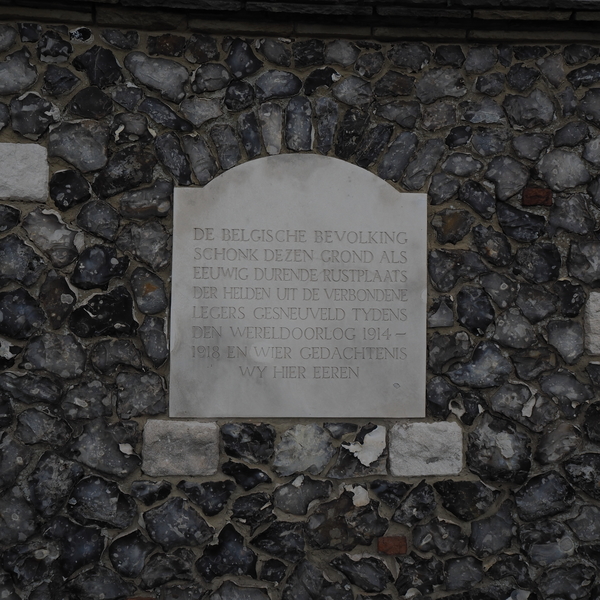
[{"x1": 1, "y1": 11, "x2": 600, "y2": 600}]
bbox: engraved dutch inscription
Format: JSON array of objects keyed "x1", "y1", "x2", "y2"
[{"x1": 170, "y1": 155, "x2": 427, "y2": 417}]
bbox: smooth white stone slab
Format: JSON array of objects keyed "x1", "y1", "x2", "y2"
[
  {"x1": 170, "y1": 154, "x2": 427, "y2": 418},
  {"x1": 142, "y1": 420, "x2": 219, "y2": 476},
  {"x1": 389, "y1": 422, "x2": 463, "y2": 476},
  {"x1": 586, "y1": 291, "x2": 600, "y2": 354},
  {"x1": 0, "y1": 143, "x2": 48, "y2": 201}
]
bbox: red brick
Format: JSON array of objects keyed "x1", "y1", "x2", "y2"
[
  {"x1": 522, "y1": 187, "x2": 552, "y2": 206},
  {"x1": 378, "y1": 536, "x2": 407, "y2": 555}
]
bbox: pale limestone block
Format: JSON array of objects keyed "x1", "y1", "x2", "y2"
[
  {"x1": 0, "y1": 143, "x2": 47, "y2": 201},
  {"x1": 586, "y1": 291, "x2": 600, "y2": 354},
  {"x1": 389, "y1": 422, "x2": 463, "y2": 476},
  {"x1": 142, "y1": 420, "x2": 219, "y2": 476}
]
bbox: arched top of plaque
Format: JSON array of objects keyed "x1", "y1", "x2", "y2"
[{"x1": 171, "y1": 154, "x2": 427, "y2": 418}]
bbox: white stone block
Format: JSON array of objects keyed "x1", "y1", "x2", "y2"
[
  {"x1": 0, "y1": 143, "x2": 48, "y2": 202},
  {"x1": 142, "y1": 420, "x2": 219, "y2": 476},
  {"x1": 586, "y1": 291, "x2": 600, "y2": 354},
  {"x1": 389, "y1": 422, "x2": 463, "y2": 477}
]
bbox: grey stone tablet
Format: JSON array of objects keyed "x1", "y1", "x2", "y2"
[{"x1": 170, "y1": 155, "x2": 426, "y2": 418}]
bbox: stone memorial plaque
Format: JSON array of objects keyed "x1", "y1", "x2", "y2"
[{"x1": 170, "y1": 155, "x2": 426, "y2": 417}]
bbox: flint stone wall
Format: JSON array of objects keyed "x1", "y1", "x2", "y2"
[{"x1": 1, "y1": 13, "x2": 600, "y2": 600}]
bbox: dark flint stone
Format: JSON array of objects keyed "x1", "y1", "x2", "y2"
[
  {"x1": 211, "y1": 124, "x2": 241, "y2": 170},
  {"x1": 44, "y1": 516, "x2": 104, "y2": 577},
  {"x1": 427, "y1": 296, "x2": 454, "y2": 327},
  {"x1": 487, "y1": 553, "x2": 532, "y2": 586},
  {"x1": 120, "y1": 179, "x2": 172, "y2": 220},
  {"x1": 429, "y1": 173, "x2": 459, "y2": 205},
  {"x1": 69, "y1": 87, "x2": 112, "y2": 119},
  {"x1": 513, "y1": 132, "x2": 551, "y2": 161},
  {"x1": 513, "y1": 349, "x2": 555, "y2": 382},
  {"x1": 584, "y1": 403, "x2": 600, "y2": 443},
  {"x1": 396, "y1": 554, "x2": 443, "y2": 595},
  {"x1": 69, "y1": 475, "x2": 136, "y2": 528},
  {"x1": 183, "y1": 135, "x2": 218, "y2": 184},
  {"x1": 16, "y1": 408, "x2": 71, "y2": 446},
  {"x1": 117, "y1": 221, "x2": 171, "y2": 272},
  {"x1": 355, "y1": 52, "x2": 384, "y2": 79},
  {"x1": 162, "y1": 584, "x2": 207, "y2": 600},
  {"x1": 109, "y1": 531, "x2": 155, "y2": 578},
  {"x1": 225, "y1": 81, "x2": 255, "y2": 111},
  {"x1": 374, "y1": 71, "x2": 413, "y2": 97},
  {"x1": 222, "y1": 423, "x2": 275, "y2": 464},
  {"x1": 293, "y1": 39, "x2": 324, "y2": 67},
  {"x1": 221, "y1": 460, "x2": 271, "y2": 490},
  {"x1": 37, "y1": 30, "x2": 72, "y2": 63},
  {"x1": 428, "y1": 332, "x2": 471, "y2": 375},
  {"x1": 493, "y1": 309, "x2": 536, "y2": 350},
  {"x1": 458, "y1": 181, "x2": 495, "y2": 219},
  {"x1": 393, "y1": 480, "x2": 435, "y2": 526},
  {"x1": 0, "y1": 234, "x2": 45, "y2": 287},
  {"x1": 0, "y1": 372, "x2": 61, "y2": 406},
  {"x1": 435, "y1": 480, "x2": 499, "y2": 521},
  {"x1": 64, "y1": 565, "x2": 135, "y2": 600},
  {"x1": 226, "y1": 38, "x2": 262, "y2": 79},
  {"x1": 93, "y1": 145, "x2": 156, "y2": 198},
  {"x1": 375, "y1": 100, "x2": 420, "y2": 128},
  {"x1": 413, "y1": 517, "x2": 467, "y2": 555},
  {"x1": 555, "y1": 121, "x2": 588, "y2": 147},
  {"x1": 503, "y1": 90, "x2": 554, "y2": 128},
  {"x1": 426, "y1": 375, "x2": 458, "y2": 418},
  {"x1": 197, "y1": 524, "x2": 257, "y2": 582},
  {"x1": 286, "y1": 96, "x2": 312, "y2": 152},
  {"x1": 283, "y1": 561, "x2": 351, "y2": 600},
  {"x1": 324, "y1": 423, "x2": 358, "y2": 439},
  {"x1": 130, "y1": 480, "x2": 172, "y2": 506},
  {"x1": 568, "y1": 241, "x2": 600, "y2": 285},
  {"x1": 70, "y1": 27, "x2": 92, "y2": 44},
  {"x1": 472, "y1": 130, "x2": 507, "y2": 157},
  {"x1": 139, "y1": 97, "x2": 192, "y2": 132},
  {"x1": 252, "y1": 521, "x2": 305, "y2": 562},
  {"x1": 328, "y1": 424, "x2": 386, "y2": 479},
  {"x1": 515, "y1": 471, "x2": 574, "y2": 521},
  {"x1": 139, "y1": 316, "x2": 169, "y2": 367},
  {"x1": 358, "y1": 125, "x2": 395, "y2": 166},
  {"x1": 90, "y1": 339, "x2": 141, "y2": 374},
  {"x1": 23, "y1": 332, "x2": 85, "y2": 379},
  {"x1": 3, "y1": 538, "x2": 61, "y2": 586},
  {"x1": 423, "y1": 102, "x2": 456, "y2": 132},
  {"x1": 101, "y1": 29, "x2": 139, "y2": 50},
  {"x1": 476, "y1": 72, "x2": 505, "y2": 96},
  {"x1": 446, "y1": 125, "x2": 472, "y2": 148},
  {"x1": 156, "y1": 132, "x2": 193, "y2": 185},
  {"x1": 568, "y1": 63, "x2": 600, "y2": 88},
  {"x1": 231, "y1": 492, "x2": 275, "y2": 533},
  {"x1": 212, "y1": 581, "x2": 269, "y2": 600},
  {"x1": 564, "y1": 43, "x2": 598, "y2": 64},
  {"x1": 0, "y1": 288, "x2": 45, "y2": 339},
  {"x1": 144, "y1": 497, "x2": 214, "y2": 550},
  {"x1": 111, "y1": 83, "x2": 143, "y2": 111},
  {"x1": 516, "y1": 284, "x2": 556, "y2": 323},
  {"x1": 112, "y1": 113, "x2": 152, "y2": 145},
  {"x1": 541, "y1": 370, "x2": 592, "y2": 415},
  {"x1": 445, "y1": 556, "x2": 484, "y2": 591},
  {"x1": 457, "y1": 286, "x2": 494, "y2": 335},
  {"x1": 513, "y1": 45, "x2": 547, "y2": 60},
  {"x1": 0, "y1": 432, "x2": 31, "y2": 489},
  {"x1": 304, "y1": 67, "x2": 339, "y2": 95},
  {"x1": 549, "y1": 193, "x2": 594, "y2": 236},
  {"x1": 131, "y1": 267, "x2": 167, "y2": 314},
  {"x1": 186, "y1": 33, "x2": 219, "y2": 63},
  {"x1": 67, "y1": 418, "x2": 141, "y2": 478},
  {"x1": 388, "y1": 42, "x2": 430, "y2": 71},
  {"x1": 0, "y1": 340, "x2": 20, "y2": 369},
  {"x1": 464, "y1": 46, "x2": 497, "y2": 73},
  {"x1": 547, "y1": 319, "x2": 584, "y2": 364},
  {"x1": 315, "y1": 97, "x2": 338, "y2": 154},
  {"x1": 515, "y1": 242, "x2": 561, "y2": 284},
  {"x1": 333, "y1": 76, "x2": 371, "y2": 108},
  {"x1": 73, "y1": 46, "x2": 122, "y2": 88},
  {"x1": 71, "y1": 246, "x2": 129, "y2": 290},
  {"x1": 62, "y1": 380, "x2": 113, "y2": 420},
  {"x1": 539, "y1": 564, "x2": 595, "y2": 600},
  {"x1": 191, "y1": 63, "x2": 231, "y2": 93},
  {"x1": 19, "y1": 23, "x2": 41, "y2": 42},
  {"x1": 274, "y1": 476, "x2": 332, "y2": 515},
  {"x1": 434, "y1": 45, "x2": 465, "y2": 67},
  {"x1": 496, "y1": 201, "x2": 545, "y2": 242},
  {"x1": 307, "y1": 491, "x2": 387, "y2": 550},
  {"x1": 588, "y1": 362, "x2": 600, "y2": 388},
  {"x1": 331, "y1": 555, "x2": 392, "y2": 593},
  {"x1": 0, "y1": 204, "x2": 19, "y2": 232},
  {"x1": 370, "y1": 480, "x2": 411, "y2": 509},
  {"x1": 519, "y1": 519, "x2": 575, "y2": 566},
  {"x1": 259, "y1": 39, "x2": 290, "y2": 66},
  {"x1": 467, "y1": 413, "x2": 531, "y2": 484},
  {"x1": 0, "y1": 48, "x2": 36, "y2": 96},
  {"x1": 431, "y1": 209, "x2": 473, "y2": 245},
  {"x1": 177, "y1": 480, "x2": 236, "y2": 516},
  {"x1": 481, "y1": 273, "x2": 518, "y2": 309},
  {"x1": 148, "y1": 33, "x2": 185, "y2": 57},
  {"x1": 77, "y1": 200, "x2": 119, "y2": 241},
  {"x1": 568, "y1": 505, "x2": 600, "y2": 543},
  {"x1": 140, "y1": 548, "x2": 194, "y2": 589},
  {"x1": 428, "y1": 249, "x2": 487, "y2": 293},
  {"x1": 50, "y1": 169, "x2": 91, "y2": 211},
  {"x1": 491, "y1": 383, "x2": 558, "y2": 432},
  {"x1": 10, "y1": 93, "x2": 57, "y2": 140},
  {"x1": 469, "y1": 501, "x2": 515, "y2": 558},
  {"x1": 256, "y1": 70, "x2": 302, "y2": 100},
  {"x1": 416, "y1": 68, "x2": 466, "y2": 104},
  {"x1": 378, "y1": 131, "x2": 417, "y2": 181},
  {"x1": 335, "y1": 107, "x2": 369, "y2": 160},
  {"x1": 563, "y1": 453, "x2": 600, "y2": 500},
  {"x1": 260, "y1": 559, "x2": 287, "y2": 583},
  {"x1": 116, "y1": 371, "x2": 165, "y2": 419},
  {"x1": 403, "y1": 139, "x2": 445, "y2": 190},
  {"x1": 238, "y1": 112, "x2": 261, "y2": 158},
  {"x1": 506, "y1": 63, "x2": 539, "y2": 92}
]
